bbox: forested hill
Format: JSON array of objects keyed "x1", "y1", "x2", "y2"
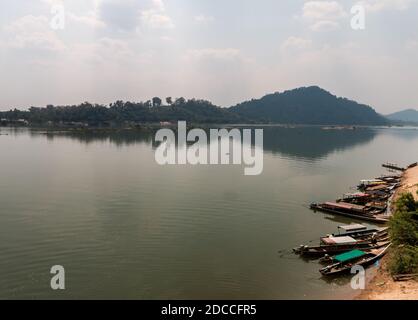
[
  {"x1": 0, "y1": 98, "x2": 243, "y2": 125},
  {"x1": 230, "y1": 86, "x2": 388, "y2": 125},
  {"x1": 1, "y1": 87, "x2": 389, "y2": 126}
]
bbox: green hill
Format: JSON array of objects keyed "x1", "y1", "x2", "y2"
[{"x1": 230, "y1": 86, "x2": 388, "y2": 125}]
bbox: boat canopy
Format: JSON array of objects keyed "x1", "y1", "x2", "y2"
[
  {"x1": 338, "y1": 224, "x2": 367, "y2": 232},
  {"x1": 344, "y1": 192, "x2": 369, "y2": 198},
  {"x1": 366, "y1": 185, "x2": 388, "y2": 191},
  {"x1": 359, "y1": 179, "x2": 384, "y2": 185},
  {"x1": 322, "y1": 236, "x2": 357, "y2": 245},
  {"x1": 335, "y1": 250, "x2": 366, "y2": 263},
  {"x1": 325, "y1": 202, "x2": 365, "y2": 211}
]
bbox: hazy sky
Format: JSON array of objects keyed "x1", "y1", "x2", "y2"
[{"x1": 0, "y1": 0, "x2": 417, "y2": 113}]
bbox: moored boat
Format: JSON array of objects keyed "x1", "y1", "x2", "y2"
[
  {"x1": 319, "y1": 244, "x2": 391, "y2": 276},
  {"x1": 321, "y1": 228, "x2": 388, "y2": 244},
  {"x1": 310, "y1": 202, "x2": 389, "y2": 224},
  {"x1": 293, "y1": 239, "x2": 390, "y2": 257}
]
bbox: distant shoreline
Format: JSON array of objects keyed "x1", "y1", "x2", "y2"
[{"x1": 1, "y1": 123, "x2": 417, "y2": 130}]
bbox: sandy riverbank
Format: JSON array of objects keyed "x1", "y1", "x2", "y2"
[
  {"x1": 397, "y1": 165, "x2": 418, "y2": 201},
  {"x1": 356, "y1": 165, "x2": 418, "y2": 300}
]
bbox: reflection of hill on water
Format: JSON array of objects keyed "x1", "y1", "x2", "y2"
[
  {"x1": 29, "y1": 129, "x2": 156, "y2": 147},
  {"x1": 379, "y1": 127, "x2": 418, "y2": 141},
  {"x1": 262, "y1": 127, "x2": 377, "y2": 160},
  {"x1": 22, "y1": 126, "x2": 378, "y2": 159}
]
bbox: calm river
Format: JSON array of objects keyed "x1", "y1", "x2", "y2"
[{"x1": 1, "y1": 126, "x2": 418, "y2": 299}]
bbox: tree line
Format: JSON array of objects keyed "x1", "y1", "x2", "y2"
[{"x1": 0, "y1": 98, "x2": 244, "y2": 126}]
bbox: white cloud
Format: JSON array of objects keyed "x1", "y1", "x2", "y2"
[
  {"x1": 68, "y1": 12, "x2": 105, "y2": 28},
  {"x1": 140, "y1": 0, "x2": 174, "y2": 30},
  {"x1": 185, "y1": 48, "x2": 242, "y2": 61},
  {"x1": 3, "y1": 15, "x2": 65, "y2": 52},
  {"x1": 141, "y1": 10, "x2": 174, "y2": 29},
  {"x1": 281, "y1": 36, "x2": 313, "y2": 52},
  {"x1": 39, "y1": 0, "x2": 104, "y2": 29},
  {"x1": 151, "y1": 0, "x2": 166, "y2": 11},
  {"x1": 194, "y1": 14, "x2": 215, "y2": 24},
  {"x1": 302, "y1": 1, "x2": 346, "y2": 32},
  {"x1": 359, "y1": 0, "x2": 416, "y2": 12},
  {"x1": 310, "y1": 20, "x2": 339, "y2": 31},
  {"x1": 302, "y1": 1, "x2": 346, "y2": 20},
  {"x1": 94, "y1": 0, "x2": 174, "y2": 32}
]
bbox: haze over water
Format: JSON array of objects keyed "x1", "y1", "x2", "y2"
[{"x1": 1, "y1": 126, "x2": 418, "y2": 299}]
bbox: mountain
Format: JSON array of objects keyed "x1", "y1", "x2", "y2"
[
  {"x1": 386, "y1": 109, "x2": 418, "y2": 123},
  {"x1": 230, "y1": 86, "x2": 388, "y2": 125}
]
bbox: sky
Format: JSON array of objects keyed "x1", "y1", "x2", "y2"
[{"x1": 0, "y1": 0, "x2": 417, "y2": 113}]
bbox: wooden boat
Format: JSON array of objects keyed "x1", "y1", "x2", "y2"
[
  {"x1": 319, "y1": 244, "x2": 391, "y2": 276},
  {"x1": 378, "y1": 174, "x2": 402, "y2": 180},
  {"x1": 358, "y1": 179, "x2": 385, "y2": 187},
  {"x1": 365, "y1": 201, "x2": 387, "y2": 211},
  {"x1": 293, "y1": 239, "x2": 390, "y2": 257},
  {"x1": 337, "y1": 193, "x2": 372, "y2": 205},
  {"x1": 378, "y1": 176, "x2": 401, "y2": 183},
  {"x1": 310, "y1": 202, "x2": 389, "y2": 224},
  {"x1": 382, "y1": 162, "x2": 405, "y2": 172},
  {"x1": 321, "y1": 227, "x2": 388, "y2": 244},
  {"x1": 338, "y1": 193, "x2": 389, "y2": 206},
  {"x1": 365, "y1": 190, "x2": 391, "y2": 198},
  {"x1": 362, "y1": 183, "x2": 399, "y2": 193}
]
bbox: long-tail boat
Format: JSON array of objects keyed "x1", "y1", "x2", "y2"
[
  {"x1": 321, "y1": 226, "x2": 389, "y2": 244},
  {"x1": 293, "y1": 238, "x2": 390, "y2": 257},
  {"x1": 310, "y1": 202, "x2": 389, "y2": 224},
  {"x1": 319, "y1": 244, "x2": 391, "y2": 276}
]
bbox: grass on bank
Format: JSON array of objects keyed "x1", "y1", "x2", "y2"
[{"x1": 389, "y1": 191, "x2": 418, "y2": 275}]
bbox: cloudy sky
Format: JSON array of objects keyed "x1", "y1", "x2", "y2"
[{"x1": 0, "y1": 0, "x2": 417, "y2": 113}]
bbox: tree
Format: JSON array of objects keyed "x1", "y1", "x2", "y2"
[
  {"x1": 144, "y1": 100, "x2": 152, "y2": 108},
  {"x1": 166, "y1": 97, "x2": 173, "y2": 106},
  {"x1": 395, "y1": 192, "x2": 418, "y2": 213},
  {"x1": 174, "y1": 97, "x2": 186, "y2": 105},
  {"x1": 152, "y1": 97, "x2": 162, "y2": 107},
  {"x1": 389, "y1": 190, "x2": 418, "y2": 275}
]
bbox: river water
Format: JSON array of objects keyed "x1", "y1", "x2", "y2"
[{"x1": 1, "y1": 126, "x2": 418, "y2": 299}]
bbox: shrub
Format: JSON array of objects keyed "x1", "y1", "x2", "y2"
[
  {"x1": 389, "y1": 211, "x2": 418, "y2": 246},
  {"x1": 389, "y1": 191, "x2": 418, "y2": 274},
  {"x1": 389, "y1": 245, "x2": 418, "y2": 275}
]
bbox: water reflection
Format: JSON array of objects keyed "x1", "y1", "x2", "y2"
[
  {"x1": 262, "y1": 127, "x2": 377, "y2": 160},
  {"x1": 8, "y1": 126, "x2": 379, "y2": 161},
  {"x1": 1, "y1": 125, "x2": 418, "y2": 299},
  {"x1": 29, "y1": 129, "x2": 155, "y2": 146}
]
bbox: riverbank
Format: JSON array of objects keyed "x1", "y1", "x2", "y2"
[{"x1": 357, "y1": 165, "x2": 418, "y2": 300}]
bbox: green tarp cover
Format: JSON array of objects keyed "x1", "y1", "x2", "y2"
[{"x1": 335, "y1": 249, "x2": 366, "y2": 262}]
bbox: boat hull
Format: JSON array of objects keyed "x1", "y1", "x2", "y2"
[
  {"x1": 319, "y1": 244, "x2": 391, "y2": 276},
  {"x1": 294, "y1": 240, "x2": 390, "y2": 257},
  {"x1": 310, "y1": 204, "x2": 389, "y2": 224}
]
